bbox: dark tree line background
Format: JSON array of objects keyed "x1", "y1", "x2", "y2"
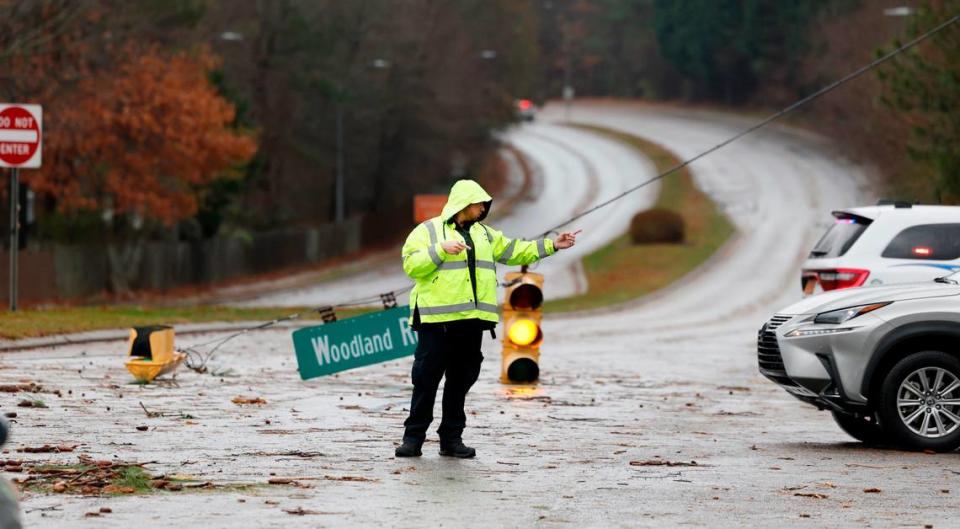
[
  {"x1": 200, "y1": 0, "x2": 540, "y2": 233},
  {"x1": 536, "y1": 0, "x2": 957, "y2": 203},
  {"x1": 2, "y1": 0, "x2": 957, "y2": 249},
  {"x1": 1, "y1": 0, "x2": 540, "y2": 244}
]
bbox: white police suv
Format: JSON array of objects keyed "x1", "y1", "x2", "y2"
[{"x1": 802, "y1": 202, "x2": 960, "y2": 295}]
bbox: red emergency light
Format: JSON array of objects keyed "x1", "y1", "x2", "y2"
[
  {"x1": 913, "y1": 246, "x2": 932, "y2": 256},
  {"x1": 518, "y1": 99, "x2": 533, "y2": 110}
]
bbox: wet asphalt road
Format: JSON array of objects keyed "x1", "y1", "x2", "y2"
[{"x1": 6, "y1": 102, "x2": 958, "y2": 528}]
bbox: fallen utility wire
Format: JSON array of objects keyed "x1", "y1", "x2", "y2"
[
  {"x1": 179, "y1": 286, "x2": 413, "y2": 372},
  {"x1": 540, "y1": 11, "x2": 960, "y2": 236},
  {"x1": 178, "y1": 13, "x2": 959, "y2": 368}
]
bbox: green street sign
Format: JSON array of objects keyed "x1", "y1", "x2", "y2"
[{"x1": 292, "y1": 306, "x2": 418, "y2": 380}]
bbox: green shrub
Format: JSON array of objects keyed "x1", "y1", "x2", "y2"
[{"x1": 629, "y1": 208, "x2": 685, "y2": 244}]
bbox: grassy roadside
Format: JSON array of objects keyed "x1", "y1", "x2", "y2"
[
  {"x1": 543, "y1": 124, "x2": 735, "y2": 313},
  {"x1": 0, "y1": 305, "x2": 370, "y2": 340}
]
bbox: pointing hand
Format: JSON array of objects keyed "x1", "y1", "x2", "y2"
[{"x1": 555, "y1": 229, "x2": 581, "y2": 250}]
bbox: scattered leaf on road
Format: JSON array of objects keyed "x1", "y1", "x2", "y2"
[
  {"x1": 232, "y1": 396, "x2": 267, "y2": 405},
  {"x1": 718, "y1": 386, "x2": 751, "y2": 392},
  {"x1": 101, "y1": 485, "x2": 136, "y2": 494},
  {"x1": 17, "y1": 444, "x2": 76, "y2": 453},
  {"x1": 794, "y1": 492, "x2": 829, "y2": 499},
  {"x1": 629, "y1": 460, "x2": 699, "y2": 467},
  {"x1": 323, "y1": 475, "x2": 378, "y2": 482},
  {"x1": 0, "y1": 384, "x2": 40, "y2": 393}
]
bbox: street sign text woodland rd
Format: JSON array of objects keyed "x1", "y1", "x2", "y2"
[{"x1": 292, "y1": 306, "x2": 418, "y2": 379}]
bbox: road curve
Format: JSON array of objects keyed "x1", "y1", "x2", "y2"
[{"x1": 542, "y1": 101, "x2": 871, "y2": 338}]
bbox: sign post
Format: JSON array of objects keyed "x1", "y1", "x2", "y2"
[
  {"x1": 292, "y1": 306, "x2": 419, "y2": 380},
  {"x1": 563, "y1": 85, "x2": 574, "y2": 122},
  {"x1": 0, "y1": 103, "x2": 43, "y2": 311},
  {"x1": 7, "y1": 168, "x2": 17, "y2": 311}
]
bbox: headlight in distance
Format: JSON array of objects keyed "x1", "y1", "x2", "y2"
[{"x1": 813, "y1": 302, "x2": 891, "y2": 324}]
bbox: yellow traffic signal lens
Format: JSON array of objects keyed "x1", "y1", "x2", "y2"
[{"x1": 508, "y1": 319, "x2": 539, "y2": 346}]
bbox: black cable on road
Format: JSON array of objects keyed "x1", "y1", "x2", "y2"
[{"x1": 540, "y1": 12, "x2": 960, "y2": 236}]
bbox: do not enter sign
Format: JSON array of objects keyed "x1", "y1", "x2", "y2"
[{"x1": 0, "y1": 104, "x2": 42, "y2": 168}]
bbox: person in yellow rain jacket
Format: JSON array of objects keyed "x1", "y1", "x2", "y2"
[{"x1": 395, "y1": 179, "x2": 578, "y2": 458}]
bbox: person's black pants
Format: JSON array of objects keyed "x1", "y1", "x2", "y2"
[{"x1": 402, "y1": 323, "x2": 484, "y2": 446}]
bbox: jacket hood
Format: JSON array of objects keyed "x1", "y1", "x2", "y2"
[
  {"x1": 440, "y1": 179, "x2": 493, "y2": 224},
  {"x1": 777, "y1": 282, "x2": 960, "y2": 315}
]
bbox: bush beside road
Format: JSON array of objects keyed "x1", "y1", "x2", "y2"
[{"x1": 544, "y1": 124, "x2": 735, "y2": 313}]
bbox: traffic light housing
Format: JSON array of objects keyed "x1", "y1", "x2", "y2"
[
  {"x1": 501, "y1": 271, "x2": 544, "y2": 383},
  {"x1": 124, "y1": 325, "x2": 186, "y2": 383}
]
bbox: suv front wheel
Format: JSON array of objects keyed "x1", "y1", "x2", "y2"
[{"x1": 878, "y1": 351, "x2": 960, "y2": 452}]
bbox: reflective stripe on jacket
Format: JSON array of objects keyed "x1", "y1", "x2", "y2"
[{"x1": 401, "y1": 180, "x2": 555, "y2": 325}]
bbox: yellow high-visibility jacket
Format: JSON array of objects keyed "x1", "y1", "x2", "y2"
[{"x1": 402, "y1": 179, "x2": 555, "y2": 325}]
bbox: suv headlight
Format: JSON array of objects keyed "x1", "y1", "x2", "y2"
[{"x1": 813, "y1": 302, "x2": 891, "y2": 324}]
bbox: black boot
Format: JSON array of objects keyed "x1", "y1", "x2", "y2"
[
  {"x1": 395, "y1": 440, "x2": 422, "y2": 458},
  {"x1": 439, "y1": 440, "x2": 476, "y2": 458}
]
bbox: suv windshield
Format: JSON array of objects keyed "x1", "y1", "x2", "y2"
[{"x1": 809, "y1": 213, "x2": 872, "y2": 258}]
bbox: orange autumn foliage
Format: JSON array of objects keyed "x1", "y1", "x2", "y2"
[{"x1": 33, "y1": 44, "x2": 257, "y2": 225}]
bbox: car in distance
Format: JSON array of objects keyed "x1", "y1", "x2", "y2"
[
  {"x1": 515, "y1": 99, "x2": 536, "y2": 122},
  {"x1": 759, "y1": 273, "x2": 960, "y2": 451},
  {"x1": 802, "y1": 203, "x2": 960, "y2": 295}
]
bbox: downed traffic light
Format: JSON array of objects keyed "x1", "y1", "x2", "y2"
[
  {"x1": 501, "y1": 270, "x2": 544, "y2": 383},
  {"x1": 125, "y1": 325, "x2": 186, "y2": 383}
]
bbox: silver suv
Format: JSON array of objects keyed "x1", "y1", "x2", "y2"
[{"x1": 759, "y1": 273, "x2": 960, "y2": 451}]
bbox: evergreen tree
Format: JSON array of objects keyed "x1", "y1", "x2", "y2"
[
  {"x1": 651, "y1": 0, "x2": 826, "y2": 102},
  {"x1": 877, "y1": 1, "x2": 960, "y2": 201}
]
